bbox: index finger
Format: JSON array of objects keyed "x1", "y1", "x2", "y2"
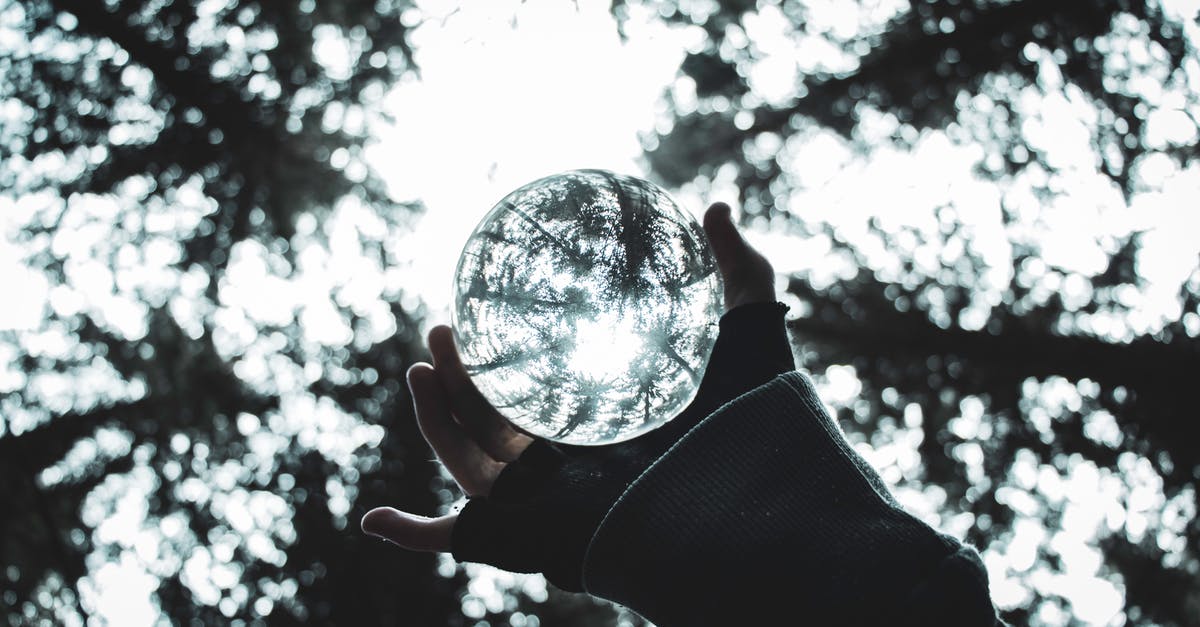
[{"x1": 361, "y1": 507, "x2": 455, "y2": 553}]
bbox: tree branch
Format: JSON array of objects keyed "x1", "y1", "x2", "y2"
[{"x1": 748, "y1": 0, "x2": 1117, "y2": 136}]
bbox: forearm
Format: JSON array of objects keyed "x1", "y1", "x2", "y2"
[{"x1": 582, "y1": 372, "x2": 1002, "y2": 626}]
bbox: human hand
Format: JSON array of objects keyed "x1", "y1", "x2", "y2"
[{"x1": 361, "y1": 202, "x2": 790, "y2": 590}]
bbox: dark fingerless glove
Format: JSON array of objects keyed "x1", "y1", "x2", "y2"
[
  {"x1": 451, "y1": 301, "x2": 793, "y2": 590},
  {"x1": 581, "y1": 372, "x2": 970, "y2": 625}
]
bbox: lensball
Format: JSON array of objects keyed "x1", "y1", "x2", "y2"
[{"x1": 451, "y1": 169, "x2": 722, "y2": 445}]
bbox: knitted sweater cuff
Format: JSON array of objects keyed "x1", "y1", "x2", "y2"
[{"x1": 581, "y1": 372, "x2": 999, "y2": 626}]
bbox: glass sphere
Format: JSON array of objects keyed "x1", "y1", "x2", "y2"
[{"x1": 451, "y1": 169, "x2": 722, "y2": 445}]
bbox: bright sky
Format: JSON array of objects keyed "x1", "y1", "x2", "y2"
[{"x1": 366, "y1": 0, "x2": 691, "y2": 318}]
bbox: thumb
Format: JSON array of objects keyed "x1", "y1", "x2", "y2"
[
  {"x1": 361, "y1": 507, "x2": 455, "y2": 552},
  {"x1": 702, "y1": 203, "x2": 775, "y2": 310}
]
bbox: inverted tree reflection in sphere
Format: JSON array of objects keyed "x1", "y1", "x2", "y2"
[{"x1": 452, "y1": 170, "x2": 722, "y2": 445}]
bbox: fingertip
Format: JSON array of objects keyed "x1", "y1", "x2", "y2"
[
  {"x1": 406, "y1": 362, "x2": 434, "y2": 382},
  {"x1": 704, "y1": 202, "x2": 742, "y2": 268},
  {"x1": 361, "y1": 506, "x2": 394, "y2": 538},
  {"x1": 708, "y1": 201, "x2": 732, "y2": 214},
  {"x1": 703, "y1": 202, "x2": 733, "y2": 228},
  {"x1": 406, "y1": 362, "x2": 443, "y2": 409},
  {"x1": 428, "y1": 325, "x2": 460, "y2": 366},
  {"x1": 428, "y1": 324, "x2": 453, "y2": 349}
]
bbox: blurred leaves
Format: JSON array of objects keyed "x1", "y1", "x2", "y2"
[
  {"x1": 0, "y1": 0, "x2": 472, "y2": 624},
  {"x1": 633, "y1": 0, "x2": 1200, "y2": 624},
  {"x1": 3, "y1": 0, "x2": 1199, "y2": 625}
]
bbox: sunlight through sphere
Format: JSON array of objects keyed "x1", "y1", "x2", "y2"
[{"x1": 452, "y1": 170, "x2": 723, "y2": 445}]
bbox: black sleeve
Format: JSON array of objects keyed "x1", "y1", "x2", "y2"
[{"x1": 581, "y1": 372, "x2": 1004, "y2": 627}]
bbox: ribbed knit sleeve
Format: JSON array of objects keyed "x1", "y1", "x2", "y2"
[{"x1": 581, "y1": 372, "x2": 1003, "y2": 626}]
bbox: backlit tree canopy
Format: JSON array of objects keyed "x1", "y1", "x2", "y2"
[
  {"x1": 0, "y1": 0, "x2": 464, "y2": 624},
  {"x1": 628, "y1": 0, "x2": 1199, "y2": 624},
  {"x1": 2, "y1": 0, "x2": 1197, "y2": 625}
]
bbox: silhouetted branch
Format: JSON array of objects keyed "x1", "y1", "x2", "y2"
[{"x1": 747, "y1": 0, "x2": 1118, "y2": 136}]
